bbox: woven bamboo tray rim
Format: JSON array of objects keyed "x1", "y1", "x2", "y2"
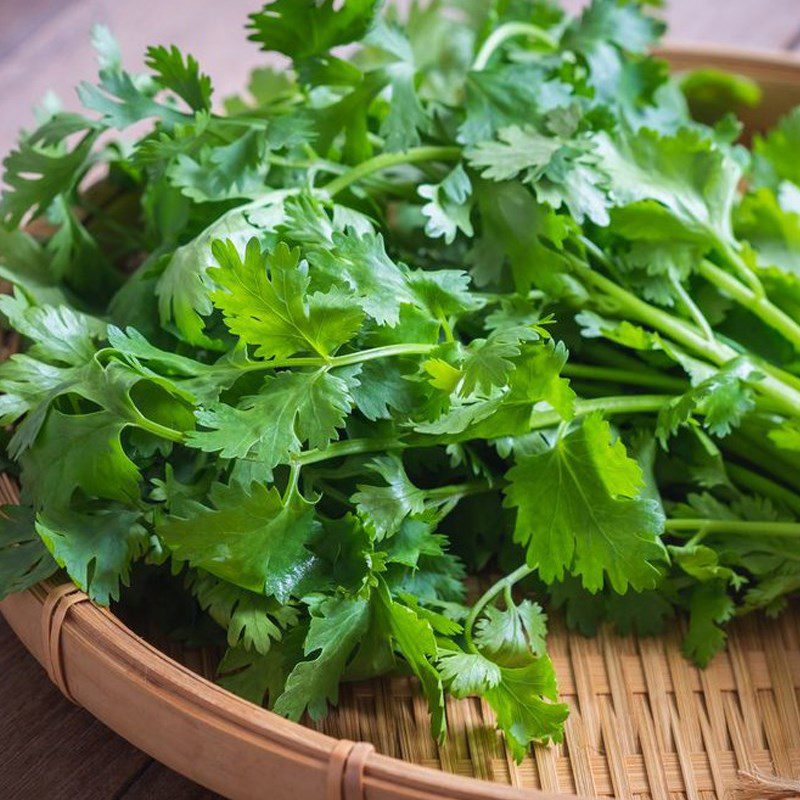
[{"x1": 2, "y1": 44, "x2": 800, "y2": 800}]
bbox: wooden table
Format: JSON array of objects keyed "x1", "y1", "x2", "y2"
[{"x1": 2, "y1": 1, "x2": 800, "y2": 798}]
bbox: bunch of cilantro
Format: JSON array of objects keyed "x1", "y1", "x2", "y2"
[{"x1": 1, "y1": 0, "x2": 799, "y2": 759}]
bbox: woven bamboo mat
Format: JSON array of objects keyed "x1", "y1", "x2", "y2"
[{"x1": 164, "y1": 608, "x2": 800, "y2": 800}]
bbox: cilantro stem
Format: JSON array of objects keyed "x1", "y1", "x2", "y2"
[
  {"x1": 529, "y1": 395, "x2": 672, "y2": 429},
  {"x1": 710, "y1": 234, "x2": 765, "y2": 297},
  {"x1": 670, "y1": 271, "x2": 715, "y2": 342},
  {"x1": 439, "y1": 314, "x2": 456, "y2": 343},
  {"x1": 476, "y1": 288, "x2": 545, "y2": 304},
  {"x1": 426, "y1": 482, "x2": 493, "y2": 501},
  {"x1": 330, "y1": 342, "x2": 438, "y2": 366},
  {"x1": 463, "y1": 564, "x2": 535, "y2": 654},
  {"x1": 296, "y1": 436, "x2": 403, "y2": 466},
  {"x1": 665, "y1": 519, "x2": 800, "y2": 537},
  {"x1": 726, "y1": 462, "x2": 800, "y2": 517},
  {"x1": 570, "y1": 253, "x2": 800, "y2": 417},
  {"x1": 296, "y1": 394, "x2": 672, "y2": 466},
  {"x1": 283, "y1": 462, "x2": 300, "y2": 503},
  {"x1": 239, "y1": 342, "x2": 438, "y2": 372},
  {"x1": 131, "y1": 413, "x2": 185, "y2": 443},
  {"x1": 322, "y1": 146, "x2": 462, "y2": 198},
  {"x1": 723, "y1": 431, "x2": 800, "y2": 494},
  {"x1": 471, "y1": 22, "x2": 559, "y2": 71},
  {"x1": 561, "y1": 363, "x2": 686, "y2": 392},
  {"x1": 698, "y1": 259, "x2": 800, "y2": 352}
]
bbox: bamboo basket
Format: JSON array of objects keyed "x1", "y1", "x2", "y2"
[{"x1": 2, "y1": 45, "x2": 800, "y2": 800}]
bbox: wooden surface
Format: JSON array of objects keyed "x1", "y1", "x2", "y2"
[{"x1": 2, "y1": 1, "x2": 800, "y2": 798}]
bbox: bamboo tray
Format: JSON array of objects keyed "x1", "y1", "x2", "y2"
[{"x1": 2, "y1": 45, "x2": 800, "y2": 800}]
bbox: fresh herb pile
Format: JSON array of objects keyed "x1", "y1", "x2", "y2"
[{"x1": 1, "y1": 0, "x2": 800, "y2": 758}]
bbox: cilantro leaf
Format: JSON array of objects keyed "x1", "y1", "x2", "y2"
[
  {"x1": 3, "y1": 0, "x2": 800, "y2": 756},
  {"x1": 36, "y1": 507, "x2": 147, "y2": 604},
  {"x1": 0, "y1": 504, "x2": 57, "y2": 600},
  {"x1": 657, "y1": 359, "x2": 759, "y2": 443},
  {"x1": 682, "y1": 581, "x2": 734, "y2": 667},
  {"x1": 504, "y1": 413, "x2": 667, "y2": 593},
  {"x1": 753, "y1": 107, "x2": 800, "y2": 188},
  {"x1": 352, "y1": 455, "x2": 426, "y2": 539},
  {"x1": 467, "y1": 122, "x2": 610, "y2": 225},
  {"x1": 156, "y1": 208, "x2": 270, "y2": 346},
  {"x1": 145, "y1": 45, "x2": 213, "y2": 112},
  {"x1": 484, "y1": 658, "x2": 568, "y2": 758},
  {"x1": 438, "y1": 650, "x2": 502, "y2": 696},
  {"x1": 188, "y1": 368, "x2": 353, "y2": 466},
  {"x1": 210, "y1": 238, "x2": 364, "y2": 358},
  {"x1": 596, "y1": 126, "x2": 741, "y2": 244},
  {"x1": 308, "y1": 232, "x2": 413, "y2": 327},
  {"x1": 418, "y1": 165, "x2": 474, "y2": 244},
  {"x1": 248, "y1": 0, "x2": 379, "y2": 61},
  {"x1": 21, "y1": 409, "x2": 141, "y2": 511},
  {"x1": 0, "y1": 294, "x2": 104, "y2": 366},
  {"x1": 0, "y1": 121, "x2": 98, "y2": 226},
  {"x1": 376, "y1": 581, "x2": 446, "y2": 741},
  {"x1": 188, "y1": 570, "x2": 299, "y2": 654},
  {"x1": 567, "y1": 0, "x2": 664, "y2": 55},
  {"x1": 474, "y1": 600, "x2": 548, "y2": 665},
  {"x1": 158, "y1": 482, "x2": 319, "y2": 602},
  {"x1": 273, "y1": 595, "x2": 370, "y2": 720}
]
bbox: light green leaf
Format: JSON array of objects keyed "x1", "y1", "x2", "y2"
[
  {"x1": 596, "y1": 126, "x2": 741, "y2": 243},
  {"x1": 248, "y1": 0, "x2": 380, "y2": 61},
  {"x1": 156, "y1": 207, "x2": 271, "y2": 346},
  {"x1": 210, "y1": 238, "x2": 364, "y2": 358},
  {"x1": 145, "y1": 45, "x2": 213, "y2": 111},
  {"x1": 308, "y1": 232, "x2": 413, "y2": 327},
  {"x1": 0, "y1": 293, "x2": 104, "y2": 366},
  {"x1": 188, "y1": 368, "x2": 353, "y2": 466},
  {"x1": 352, "y1": 455, "x2": 426, "y2": 540},
  {"x1": 474, "y1": 600, "x2": 548, "y2": 665},
  {"x1": 438, "y1": 650, "x2": 501, "y2": 696},
  {"x1": 504, "y1": 413, "x2": 666, "y2": 593},
  {"x1": 682, "y1": 580, "x2": 734, "y2": 666},
  {"x1": 419, "y1": 165, "x2": 473, "y2": 244},
  {"x1": 484, "y1": 657, "x2": 568, "y2": 759}
]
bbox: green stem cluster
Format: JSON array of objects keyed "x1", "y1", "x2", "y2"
[
  {"x1": 570, "y1": 253, "x2": 800, "y2": 418},
  {"x1": 698, "y1": 260, "x2": 800, "y2": 352},
  {"x1": 296, "y1": 394, "x2": 672, "y2": 466}
]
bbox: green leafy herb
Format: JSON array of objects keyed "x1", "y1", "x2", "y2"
[{"x1": 2, "y1": 0, "x2": 800, "y2": 762}]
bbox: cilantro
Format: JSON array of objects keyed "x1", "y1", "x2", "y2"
[
  {"x1": 158, "y1": 482, "x2": 318, "y2": 602},
  {"x1": 36, "y1": 507, "x2": 147, "y2": 604},
  {"x1": 504, "y1": 413, "x2": 666, "y2": 593},
  {"x1": 248, "y1": 0, "x2": 379, "y2": 62},
  {"x1": 211, "y1": 237, "x2": 364, "y2": 357},
  {"x1": 0, "y1": 505, "x2": 57, "y2": 600},
  {"x1": 145, "y1": 45, "x2": 213, "y2": 112},
  {"x1": 2, "y1": 0, "x2": 800, "y2": 764},
  {"x1": 273, "y1": 595, "x2": 370, "y2": 720}
]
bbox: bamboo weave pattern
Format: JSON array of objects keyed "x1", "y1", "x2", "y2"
[{"x1": 302, "y1": 613, "x2": 800, "y2": 799}]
